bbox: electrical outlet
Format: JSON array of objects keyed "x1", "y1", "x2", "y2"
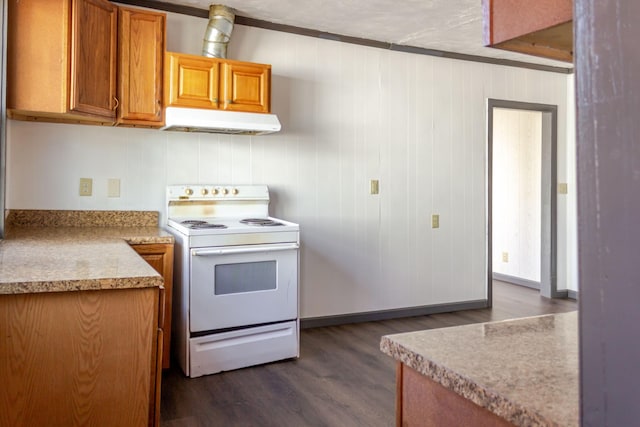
[
  {"x1": 107, "y1": 178, "x2": 120, "y2": 198},
  {"x1": 431, "y1": 214, "x2": 439, "y2": 228},
  {"x1": 79, "y1": 178, "x2": 92, "y2": 196},
  {"x1": 370, "y1": 179, "x2": 379, "y2": 195},
  {"x1": 502, "y1": 252, "x2": 509, "y2": 262}
]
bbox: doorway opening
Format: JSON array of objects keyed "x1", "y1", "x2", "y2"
[{"x1": 487, "y1": 99, "x2": 565, "y2": 305}]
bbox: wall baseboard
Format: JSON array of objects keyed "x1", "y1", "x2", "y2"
[
  {"x1": 568, "y1": 290, "x2": 579, "y2": 300},
  {"x1": 493, "y1": 272, "x2": 541, "y2": 290},
  {"x1": 300, "y1": 299, "x2": 489, "y2": 329}
]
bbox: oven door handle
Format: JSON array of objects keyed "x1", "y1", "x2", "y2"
[{"x1": 191, "y1": 243, "x2": 299, "y2": 257}]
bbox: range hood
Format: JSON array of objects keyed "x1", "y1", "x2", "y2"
[{"x1": 161, "y1": 107, "x2": 281, "y2": 135}]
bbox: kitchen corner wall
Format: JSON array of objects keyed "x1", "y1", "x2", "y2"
[{"x1": 6, "y1": 11, "x2": 577, "y2": 317}]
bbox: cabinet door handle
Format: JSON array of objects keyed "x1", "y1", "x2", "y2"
[{"x1": 113, "y1": 97, "x2": 119, "y2": 110}]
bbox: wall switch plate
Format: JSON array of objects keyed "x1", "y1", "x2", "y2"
[
  {"x1": 431, "y1": 214, "x2": 439, "y2": 228},
  {"x1": 502, "y1": 252, "x2": 509, "y2": 262},
  {"x1": 79, "y1": 178, "x2": 92, "y2": 196},
  {"x1": 107, "y1": 178, "x2": 120, "y2": 198},
  {"x1": 558, "y1": 183, "x2": 568, "y2": 194},
  {"x1": 370, "y1": 179, "x2": 379, "y2": 195}
]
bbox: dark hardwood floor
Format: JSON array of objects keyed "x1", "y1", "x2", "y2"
[{"x1": 160, "y1": 281, "x2": 577, "y2": 427}]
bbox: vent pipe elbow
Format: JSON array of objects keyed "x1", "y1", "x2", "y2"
[{"x1": 202, "y1": 5, "x2": 235, "y2": 59}]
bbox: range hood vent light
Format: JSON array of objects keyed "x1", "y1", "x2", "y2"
[{"x1": 160, "y1": 107, "x2": 281, "y2": 135}]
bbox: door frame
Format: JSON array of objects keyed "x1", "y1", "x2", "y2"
[
  {"x1": 0, "y1": 1, "x2": 7, "y2": 238},
  {"x1": 487, "y1": 99, "x2": 566, "y2": 304}
]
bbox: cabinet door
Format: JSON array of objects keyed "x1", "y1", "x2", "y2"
[
  {"x1": 132, "y1": 244, "x2": 174, "y2": 370},
  {"x1": 165, "y1": 52, "x2": 220, "y2": 109},
  {"x1": 7, "y1": 0, "x2": 71, "y2": 115},
  {"x1": 118, "y1": 7, "x2": 166, "y2": 126},
  {"x1": 0, "y1": 289, "x2": 158, "y2": 427},
  {"x1": 150, "y1": 328, "x2": 163, "y2": 427},
  {"x1": 70, "y1": 0, "x2": 117, "y2": 118},
  {"x1": 221, "y1": 61, "x2": 271, "y2": 113}
]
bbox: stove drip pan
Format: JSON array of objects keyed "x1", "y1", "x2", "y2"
[
  {"x1": 190, "y1": 223, "x2": 228, "y2": 229},
  {"x1": 240, "y1": 218, "x2": 283, "y2": 226},
  {"x1": 180, "y1": 219, "x2": 228, "y2": 229},
  {"x1": 181, "y1": 220, "x2": 207, "y2": 225}
]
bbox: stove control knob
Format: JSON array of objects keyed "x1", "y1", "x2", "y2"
[
  {"x1": 201, "y1": 188, "x2": 208, "y2": 196},
  {"x1": 185, "y1": 188, "x2": 193, "y2": 196},
  {"x1": 231, "y1": 188, "x2": 239, "y2": 195},
  {"x1": 211, "y1": 188, "x2": 219, "y2": 195},
  {"x1": 222, "y1": 188, "x2": 229, "y2": 195}
]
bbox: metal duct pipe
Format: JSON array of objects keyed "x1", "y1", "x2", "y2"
[{"x1": 202, "y1": 5, "x2": 235, "y2": 59}]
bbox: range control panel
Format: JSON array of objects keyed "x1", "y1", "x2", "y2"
[{"x1": 166, "y1": 185, "x2": 269, "y2": 201}]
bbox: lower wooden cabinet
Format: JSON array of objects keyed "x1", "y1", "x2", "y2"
[
  {"x1": 132, "y1": 243, "x2": 174, "y2": 369},
  {"x1": 396, "y1": 362, "x2": 514, "y2": 427},
  {"x1": 0, "y1": 287, "x2": 161, "y2": 427}
]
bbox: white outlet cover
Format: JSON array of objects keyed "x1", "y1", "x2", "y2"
[
  {"x1": 79, "y1": 178, "x2": 92, "y2": 196},
  {"x1": 107, "y1": 179, "x2": 120, "y2": 198}
]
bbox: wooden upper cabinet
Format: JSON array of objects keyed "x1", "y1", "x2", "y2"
[
  {"x1": 165, "y1": 52, "x2": 220, "y2": 109},
  {"x1": 482, "y1": 0, "x2": 573, "y2": 62},
  {"x1": 8, "y1": 0, "x2": 112, "y2": 122},
  {"x1": 70, "y1": 0, "x2": 117, "y2": 118},
  {"x1": 118, "y1": 7, "x2": 166, "y2": 126},
  {"x1": 165, "y1": 52, "x2": 272, "y2": 113},
  {"x1": 221, "y1": 61, "x2": 271, "y2": 113},
  {"x1": 7, "y1": 0, "x2": 166, "y2": 126}
]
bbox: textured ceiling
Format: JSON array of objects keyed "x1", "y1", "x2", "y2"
[{"x1": 151, "y1": 0, "x2": 572, "y2": 69}]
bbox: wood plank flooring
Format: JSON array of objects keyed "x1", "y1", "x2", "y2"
[{"x1": 160, "y1": 281, "x2": 577, "y2": 427}]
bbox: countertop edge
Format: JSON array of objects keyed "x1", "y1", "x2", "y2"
[
  {"x1": 380, "y1": 335, "x2": 553, "y2": 426},
  {"x1": 0, "y1": 275, "x2": 164, "y2": 295},
  {"x1": 0, "y1": 222, "x2": 173, "y2": 295},
  {"x1": 124, "y1": 235, "x2": 174, "y2": 245}
]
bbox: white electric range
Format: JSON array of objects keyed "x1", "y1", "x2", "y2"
[{"x1": 166, "y1": 184, "x2": 300, "y2": 378}]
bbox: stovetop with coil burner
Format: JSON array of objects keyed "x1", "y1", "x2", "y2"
[
  {"x1": 180, "y1": 219, "x2": 228, "y2": 229},
  {"x1": 165, "y1": 184, "x2": 299, "y2": 240},
  {"x1": 167, "y1": 216, "x2": 299, "y2": 237}
]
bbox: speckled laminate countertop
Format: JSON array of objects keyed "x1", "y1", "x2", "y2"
[
  {"x1": 380, "y1": 311, "x2": 579, "y2": 426},
  {"x1": 0, "y1": 210, "x2": 174, "y2": 295}
]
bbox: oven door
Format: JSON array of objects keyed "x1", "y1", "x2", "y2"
[{"x1": 190, "y1": 242, "x2": 299, "y2": 332}]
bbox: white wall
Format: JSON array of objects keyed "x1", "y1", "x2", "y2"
[
  {"x1": 492, "y1": 109, "x2": 542, "y2": 282},
  {"x1": 6, "y1": 11, "x2": 577, "y2": 317}
]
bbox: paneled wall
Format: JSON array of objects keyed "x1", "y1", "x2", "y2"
[
  {"x1": 6, "y1": 11, "x2": 576, "y2": 317},
  {"x1": 492, "y1": 109, "x2": 542, "y2": 282}
]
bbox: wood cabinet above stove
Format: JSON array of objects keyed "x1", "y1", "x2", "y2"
[
  {"x1": 482, "y1": 0, "x2": 573, "y2": 63},
  {"x1": 165, "y1": 52, "x2": 272, "y2": 114}
]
